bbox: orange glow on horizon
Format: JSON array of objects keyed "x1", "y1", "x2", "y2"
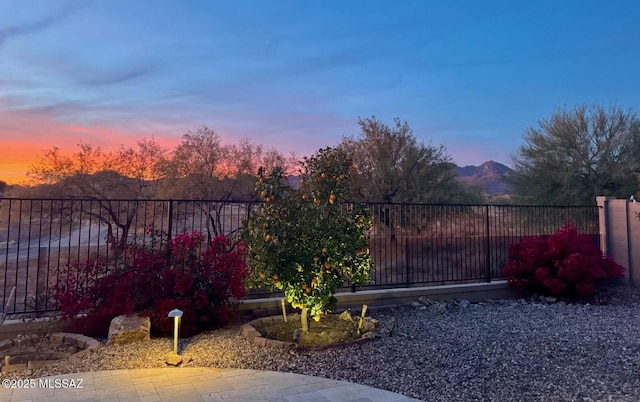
[
  {"x1": 0, "y1": 128, "x2": 182, "y2": 186},
  {"x1": 0, "y1": 139, "x2": 43, "y2": 185},
  {"x1": 0, "y1": 138, "x2": 184, "y2": 186}
]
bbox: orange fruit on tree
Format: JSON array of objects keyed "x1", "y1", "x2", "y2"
[
  {"x1": 260, "y1": 190, "x2": 267, "y2": 198},
  {"x1": 329, "y1": 194, "x2": 336, "y2": 201},
  {"x1": 324, "y1": 262, "x2": 331, "y2": 269},
  {"x1": 258, "y1": 272, "x2": 265, "y2": 279},
  {"x1": 269, "y1": 194, "x2": 275, "y2": 201},
  {"x1": 314, "y1": 198, "x2": 320, "y2": 204},
  {"x1": 304, "y1": 287, "x2": 311, "y2": 294},
  {"x1": 301, "y1": 194, "x2": 307, "y2": 200},
  {"x1": 299, "y1": 178, "x2": 305, "y2": 185},
  {"x1": 274, "y1": 280, "x2": 281, "y2": 287},
  {"x1": 311, "y1": 278, "x2": 318, "y2": 287},
  {"x1": 273, "y1": 274, "x2": 279, "y2": 280},
  {"x1": 265, "y1": 234, "x2": 273, "y2": 242},
  {"x1": 322, "y1": 247, "x2": 327, "y2": 254},
  {"x1": 321, "y1": 172, "x2": 326, "y2": 179}
]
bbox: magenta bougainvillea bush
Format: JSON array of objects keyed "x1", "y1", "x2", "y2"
[
  {"x1": 54, "y1": 232, "x2": 248, "y2": 337},
  {"x1": 502, "y1": 224, "x2": 624, "y2": 299}
]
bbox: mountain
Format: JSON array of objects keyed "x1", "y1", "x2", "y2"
[
  {"x1": 285, "y1": 162, "x2": 515, "y2": 198},
  {"x1": 455, "y1": 160, "x2": 514, "y2": 196}
]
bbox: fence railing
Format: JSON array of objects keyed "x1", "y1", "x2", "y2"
[{"x1": 0, "y1": 198, "x2": 600, "y2": 314}]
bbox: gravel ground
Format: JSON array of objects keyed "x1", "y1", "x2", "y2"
[{"x1": 4, "y1": 286, "x2": 640, "y2": 402}]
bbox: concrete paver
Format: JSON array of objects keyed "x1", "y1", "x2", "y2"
[{"x1": 0, "y1": 368, "x2": 422, "y2": 402}]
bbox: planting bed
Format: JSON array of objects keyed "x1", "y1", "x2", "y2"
[
  {"x1": 0, "y1": 333, "x2": 101, "y2": 372},
  {"x1": 241, "y1": 312, "x2": 378, "y2": 350}
]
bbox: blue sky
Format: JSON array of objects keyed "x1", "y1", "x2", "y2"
[{"x1": 1, "y1": 0, "x2": 639, "y2": 182}]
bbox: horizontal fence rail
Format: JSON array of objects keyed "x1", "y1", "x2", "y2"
[{"x1": 0, "y1": 198, "x2": 600, "y2": 314}]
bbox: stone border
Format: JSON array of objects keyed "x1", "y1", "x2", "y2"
[
  {"x1": 238, "y1": 281, "x2": 520, "y2": 317},
  {"x1": 0, "y1": 332, "x2": 101, "y2": 372},
  {"x1": 241, "y1": 315, "x2": 378, "y2": 351}
]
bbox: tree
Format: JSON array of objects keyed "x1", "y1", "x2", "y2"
[
  {"x1": 339, "y1": 116, "x2": 482, "y2": 204},
  {"x1": 241, "y1": 148, "x2": 372, "y2": 332},
  {"x1": 161, "y1": 127, "x2": 296, "y2": 199},
  {"x1": 510, "y1": 104, "x2": 640, "y2": 206},
  {"x1": 159, "y1": 126, "x2": 296, "y2": 241},
  {"x1": 25, "y1": 138, "x2": 167, "y2": 250}
]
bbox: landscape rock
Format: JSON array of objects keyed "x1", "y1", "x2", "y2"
[
  {"x1": 164, "y1": 351, "x2": 182, "y2": 366},
  {"x1": 433, "y1": 303, "x2": 448, "y2": 314},
  {"x1": 107, "y1": 315, "x2": 151, "y2": 345},
  {"x1": 338, "y1": 310, "x2": 354, "y2": 321},
  {"x1": 361, "y1": 321, "x2": 376, "y2": 332}
]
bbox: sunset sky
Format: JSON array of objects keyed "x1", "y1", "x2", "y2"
[{"x1": 1, "y1": 0, "x2": 639, "y2": 184}]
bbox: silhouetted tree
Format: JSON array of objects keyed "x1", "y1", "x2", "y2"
[
  {"x1": 339, "y1": 116, "x2": 482, "y2": 204},
  {"x1": 159, "y1": 126, "x2": 296, "y2": 241},
  {"x1": 510, "y1": 104, "x2": 640, "y2": 205},
  {"x1": 26, "y1": 138, "x2": 167, "y2": 250}
]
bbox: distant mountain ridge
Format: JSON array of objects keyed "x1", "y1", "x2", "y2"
[
  {"x1": 455, "y1": 160, "x2": 514, "y2": 195},
  {"x1": 288, "y1": 161, "x2": 515, "y2": 196}
]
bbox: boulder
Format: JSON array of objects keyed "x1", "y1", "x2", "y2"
[
  {"x1": 107, "y1": 315, "x2": 151, "y2": 345},
  {"x1": 164, "y1": 351, "x2": 182, "y2": 366},
  {"x1": 338, "y1": 310, "x2": 354, "y2": 321}
]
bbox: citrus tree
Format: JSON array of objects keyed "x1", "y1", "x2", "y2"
[{"x1": 241, "y1": 147, "x2": 373, "y2": 332}]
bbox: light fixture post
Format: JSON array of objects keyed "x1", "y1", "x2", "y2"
[{"x1": 167, "y1": 309, "x2": 183, "y2": 354}]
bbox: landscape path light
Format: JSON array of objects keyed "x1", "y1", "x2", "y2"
[{"x1": 167, "y1": 309, "x2": 183, "y2": 354}]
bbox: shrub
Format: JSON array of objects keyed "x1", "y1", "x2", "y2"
[
  {"x1": 241, "y1": 147, "x2": 373, "y2": 332},
  {"x1": 502, "y1": 224, "x2": 624, "y2": 299},
  {"x1": 54, "y1": 233, "x2": 248, "y2": 337}
]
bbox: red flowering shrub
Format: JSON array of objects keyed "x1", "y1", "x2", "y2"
[
  {"x1": 502, "y1": 224, "x2": 624, "y2": 299},
  {"x1": 54, "y1": 233, "x2": 249, "y2": 337}
]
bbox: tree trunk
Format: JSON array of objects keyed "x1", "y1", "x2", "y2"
[{"x1": 301, "y1": 307, "x2": 309, "y2": 332}]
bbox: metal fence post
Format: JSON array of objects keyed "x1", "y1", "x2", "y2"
[
  {"x1": 485, "y1": 205, "x2": 491, "y2": 283},
  {"x1": 405, "y1": 238, "x2": 410, "y2": 286},
  {"x1": 166, "y1": 200, "x2": 174, "y2": 240}
]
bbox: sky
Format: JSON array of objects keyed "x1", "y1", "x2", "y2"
[{"x1": 1, "y1": 0, "x2": 639, "y2": 184}]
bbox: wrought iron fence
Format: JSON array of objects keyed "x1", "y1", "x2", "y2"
[{"x1": 0, "y1": 198, "x2": 600, "y2": 314}]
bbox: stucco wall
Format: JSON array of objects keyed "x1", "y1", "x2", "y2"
[{"x1": 596, "y1": 196, "x2": 640, "y2": 284}]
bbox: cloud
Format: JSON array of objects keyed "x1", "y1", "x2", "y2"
[
  {"x1": 0, "y1": 101, "x2": 183, "y2": 184},
  {"x1": 70, "y1": 64, "x2": 157, "y2": 86},
  {"x1": 0, "y1": 15, "x2": 59, "y2": 47},
  {"x1": 0, "y1": 2, "x2": 81, "y2": 48}
]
